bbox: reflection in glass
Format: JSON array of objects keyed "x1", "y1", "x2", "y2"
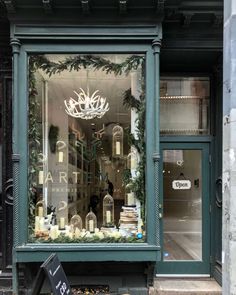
[
  {"x1": 28, "y1": 54, "x2": 146, "y2": 243},
  {"x1": 163, "y1": 150, "x2": 202, "y2": 261},
  {"x1": 160, "y1": 77, "x2": 210, "y2": 135}
]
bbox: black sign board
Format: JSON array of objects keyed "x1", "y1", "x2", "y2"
[{"x1": 31, "y1": 254, "x2": 72, "y2": 295}]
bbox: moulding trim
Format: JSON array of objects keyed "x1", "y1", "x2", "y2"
[{"x1": 11, "y1": 24, "x2": 162, "y2": 41}]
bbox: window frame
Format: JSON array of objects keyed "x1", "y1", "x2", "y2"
[{"x1": 13, "y1": 42, "x2": 161, "y2": 263}]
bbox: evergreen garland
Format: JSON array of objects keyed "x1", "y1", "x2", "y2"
[
  {"x1": 31, "y1": 54, "x2": 145, "y2": 77},
  {"x1": 28, "y1": 58, "x2": 41, "y2": 232},
  {"x1": 29, "y1": 235, "x2": 144, "y2": 244},
  {"x1": 122, "y1": 75, "x2": 146, "y2": 219}
]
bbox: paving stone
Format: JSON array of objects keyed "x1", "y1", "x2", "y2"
[{"x1": 151, "y1": 279, "x2": 222, "y2": 295}]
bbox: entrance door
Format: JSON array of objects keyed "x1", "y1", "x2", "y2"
[{"x1": 157, "y1": 142, "x2": 210, "y2": 275}]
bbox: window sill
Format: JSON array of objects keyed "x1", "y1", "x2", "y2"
[{"x1": 14, "y1": 243, "x2": 161, "y2": 262}]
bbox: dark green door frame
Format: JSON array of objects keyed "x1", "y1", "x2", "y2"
[{"x1": 157, "y1": 141, "x2": 211, "y2": 275}]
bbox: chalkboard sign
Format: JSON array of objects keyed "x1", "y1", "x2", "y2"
[{"x1": 31, "y1": 254, "x2": 72, "y2": 295}]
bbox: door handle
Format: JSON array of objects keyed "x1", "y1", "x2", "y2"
[{"x1": 159, "y1": 204, "x2": 163, "y2": 218}]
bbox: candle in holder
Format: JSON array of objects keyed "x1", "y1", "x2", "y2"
[
  {"x1": 59, "y1": 217, "x2": 65, "y2": 229},
  {"x1": 103, "y1": 194, "x2": 114, "y2": 227},
  {"x1": 112, "y1": 125, "x2": 123, "y2": 158},
  {"x1": 106, "y1": 211, "x2": 111, "y2": 223},
  {"x1": 38, "y1": 206, "x2": 44, "y2": 218},
  {"x1": 85, "y1": 208, "x2": 97, "y2": 233},
  {"x1": 127, "y1": 192, "x2": 135, "y2": 206},
  {"x1": 89, "y1": 220, "x2": 94, "y2": 232},
  {"x1": 39, "y1": 217, "x2": 45, "y2": 231},
  {"x1": 58, "y1": 151, "x2": 64, "y2": 163},
  {"x1": 35, "y1": 216, "x2": 40, "y2": 232},
  {"x1": 38, "y1": 171, "x2": 44, "y2": 185},
  {"x1": 116, "y1": 141, "x2": 121, "y2": 155}
]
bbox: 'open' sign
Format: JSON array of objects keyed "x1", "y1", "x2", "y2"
[{"x1": 172, "y1": 180, "x2": 191, "y2": 190}]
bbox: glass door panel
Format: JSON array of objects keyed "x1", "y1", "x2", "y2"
[{"x1": 163, "y1": 149, "x2": 202, "y2": 261}]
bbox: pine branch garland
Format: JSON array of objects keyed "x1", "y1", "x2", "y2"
[
  {"x1": 28, "y1": 58, "x2": 42, "y2": 233},
  {"x1": 31, "y1": 54, "x2": 145, "y2": 77},
  {"x1": 29, "y1": 234, "x2": 144, "y2": 244}
]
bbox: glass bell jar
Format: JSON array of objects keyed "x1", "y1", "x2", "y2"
[
  {"x1": 103, "y1": 193, "x2": 114, "y2": 227},
  {"x1": 125, "y1": 183, "x2": 136, "y2": 207},
  {"x1": 127, "y1": 146, "x2": 138, "y2": 171},
  {"x1": 56, "y1": 201, "x2": 68, "y2": 230},
  {"x1": 35, "y1": 200, "x2": 46, "y2": 217},
  {"x1": 85, "y1": 208, "x2": 97, "y2": 233},
  {"x1": 70, "y1": 214, "x2": 83, "y2": 232},
  {"x1": 112, "y1": 125, "x2": 123, "y2": 158}
]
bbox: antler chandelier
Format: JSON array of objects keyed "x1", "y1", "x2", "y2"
[{"x1": 64, "y1": 88, "x2": 109, "y2": 120}]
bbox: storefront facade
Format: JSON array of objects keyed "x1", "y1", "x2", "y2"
[{"x1": 0, "y1": 1, "x2": 223, "y2": 294}]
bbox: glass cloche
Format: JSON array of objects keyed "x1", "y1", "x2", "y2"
[
  {"x1": 85, "y1": 208, "x2": 97, "y2": 233},
  {"x1": 103, "y1": 193, "x2": 114, "y2": 227},
  {"x1": 112, "y1": 125, "x2": 123, "y2": 158},
  {"x1": 125, "y1": 183, "x2": 136, "y2": 207},
  {"x1": 56, "y1": 201, "x2": 68, "y2": 230},
  {"x1": 35, "y1": 200, "x2": 45, "y2": 217},
  {"x1": 70, "y1": 214, "x2": 83, "y2": 232}
]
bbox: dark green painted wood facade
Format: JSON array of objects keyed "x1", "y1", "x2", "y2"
[{"x1": 0, "y1": 0, "x2": 223, "y2": 292}]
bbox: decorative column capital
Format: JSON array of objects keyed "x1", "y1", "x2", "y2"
[
  {"x1": 12, "y1": 154, "x2": 20, "y2": 162},
  {"x1": 152, "y1": 38, "x2": 162, "y2": 54},
  {"x1": 153, "y1": 152, "x2": 160, "y2": 162},
  {"x1": 10, "y1": 38, "x2": 21, "y2": 54}
]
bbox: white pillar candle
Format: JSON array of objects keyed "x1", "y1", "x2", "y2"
[
  {"x1": 38, "y1": 206, "x2": 44, "y2": 217},
  {"x1": 106, "y1": 211, "x2": 111, "y2": 223},
  {"x1": 58, "y1": 151, "x2": 64, "y2": 163},
  {"x1": 89, "y1": 219, "x2": 94, "y2": 232},
  {"x1": 59, "y1": 217, "x2": 65, "y2": 229},
  {"x1": 35, "y1": 216, "x2": 40, "y2": 232},
  {"x1": 116, "y1": 141, "x2": 121, "y2": 155},
  {"x1": 39, "y1": 217, "x2": 45, "y2": 231},
  {"x1": 38, "y1": 171, "x2": 44, "y2": 185},
  {"x1": 127, "y1": 192, "x2": 135, "y2": 206}
]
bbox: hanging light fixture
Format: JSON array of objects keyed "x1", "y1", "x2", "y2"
[
  {"x1": 112, "y1": 125, "x2": 124, "y2": 158},
  {"x1": 64, "y1": 88, "x2": 109, "y2": 120}
]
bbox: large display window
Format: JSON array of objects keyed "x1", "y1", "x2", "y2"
[{"x1": 28, "y1": 54, "x2": 146, "y2": 243}]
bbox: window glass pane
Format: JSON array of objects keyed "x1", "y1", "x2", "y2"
[
  {"x1": 160, "y1": 77, "x2": 210, "y2": 135},
  {"x1": 163, "y1": 150, "x2": 202, "y2": 261},
  {"x1": 28, "y1": 54, "x2": 146, "y2": 243}
]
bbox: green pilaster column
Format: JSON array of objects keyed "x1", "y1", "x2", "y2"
[
  {"x1": 152, "y1": 39, "x2": 161, "y2": 247},
  {"x1": 11, "y1": 38, "x2": 21, "y2": 248},
  {"x1": 11, "y1": 38, "x2": 21, "y2": 295}
]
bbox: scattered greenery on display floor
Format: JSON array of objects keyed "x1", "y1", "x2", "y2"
[{"x1": 29, "y1": 234, "x2": 145, "y2": 244}]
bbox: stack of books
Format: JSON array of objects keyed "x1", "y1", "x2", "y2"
[{"x1": 119, "y1": 206, "x2": 138, "y2": 236}]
